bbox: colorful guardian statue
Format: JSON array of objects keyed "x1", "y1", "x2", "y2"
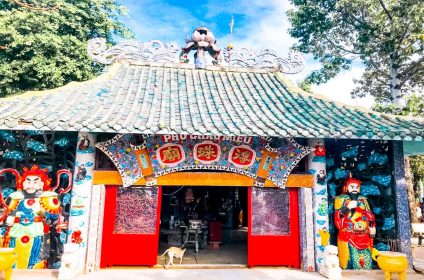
[
  {"x1": 0, "y1": 166, "x2": 71, "y2": 268},
  {"x1": 334, "y1": 177, "x2": 376, "y2": 270}
]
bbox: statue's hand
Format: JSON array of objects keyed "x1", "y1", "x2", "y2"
[
  {"x1": 347, "y1": 201, "x2": 357, "y2": 209},
  {"x1": 6, "y1": 215, "x2": 15, "y2": 226},
  {"x1": 36, "y1": 209, "x2": 46, "y2": 217},
  {"x1": 369, "y1": 227, "x2": 376, "y2": 237}
]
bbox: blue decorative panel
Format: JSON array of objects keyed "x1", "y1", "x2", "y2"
[{"x1": 325, "y1": 139, "x2": 398, "y2": 252}]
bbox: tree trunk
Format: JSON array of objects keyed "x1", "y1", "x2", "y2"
[
  {"x1": 405, "y1": 157, "x2": 418, "y2": 223},
  {"x1": 390, "y1": 59, "x2": 403, "y2": 107}
]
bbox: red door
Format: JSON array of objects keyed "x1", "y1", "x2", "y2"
[
  {"x1": 248, "y1": 187, "x2": 300, "y2": 268},
  {"x1": 100, "y1": 185, "x2": 162, "y2": 267}
]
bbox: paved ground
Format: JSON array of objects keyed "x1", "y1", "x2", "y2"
[
  {"x1": 4, "y1": 238, "x2": 424, "y2": 280},
  {"x1": 8, "y1": 267, "x2": 423, "y2": 280}
]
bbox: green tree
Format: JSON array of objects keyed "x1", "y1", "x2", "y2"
[
  {"x1": 287, "y1": 0, "x2": 424, "y2": 106},
  {"x1": 0, "y1": 0, "x2": 132, "y2": 96}
]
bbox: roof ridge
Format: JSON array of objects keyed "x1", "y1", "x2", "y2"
[
  {"x1": 274, "y1": 72, "x2": 424, "y2": 124},
  {"x1": 125, "y1": 60, "x2": 279, "y2": 74}
]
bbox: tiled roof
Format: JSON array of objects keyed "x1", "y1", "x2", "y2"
[{"x1": 0, "y1": 62, "x2": 423, "y2": 141}]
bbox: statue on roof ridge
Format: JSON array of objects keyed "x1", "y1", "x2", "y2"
[{"x1": 179, "y1": 27, "x2": 222, "y2": 69}]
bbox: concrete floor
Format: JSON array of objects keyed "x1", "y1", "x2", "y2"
[
  {"x1": 7, "y1": 268, "x2": 423, "y2": 280},
  {"x1": 157, "y1": 228, "x2": 248, "y2": 266},
  {"x1": 4, "y1": 237, "x2": 424, "y2": 279}
]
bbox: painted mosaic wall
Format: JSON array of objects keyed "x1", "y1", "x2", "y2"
[
  {"x1": 307, "y1": 139, "x2": 329, "y2": 270},
  {"x1": 67, "y1": 132, "x2": 96, "y2": 273},
  {"x1": 146, "y1": 135, "x2": 264, "y2": 178},
  {"x1": 96, "y1": 134, "x2": 313, "y2": 188},
  {"x1": 114, "y1": 187, "x2": 158, "y2": 234},
  {"x1": 0, "y1": 130, "x2": 77, "y2": 269},
  {"x1": 96, "y1": 134, "x2": 142, "y2": 187},
  {"x1": 251, "y1": 188, "x2": 290, "y2": 235},
  {"x1": 392, "y1": 141, "x2": 412, "y2": 266},
  {"x1": 325, "y1": 139, "x2": 397, "y2": 255}
]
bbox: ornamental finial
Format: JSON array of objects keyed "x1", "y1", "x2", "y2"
[{"x1": 179, "y1": 27, "x2": 222, "y2": 69}]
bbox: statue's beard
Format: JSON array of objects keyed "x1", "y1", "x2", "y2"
[
  {"x1": 23, "y1": 189, "x2": 41, "y2": 198},
  {"x1": 349, "y1": 193, "x2": 359, "y2": 201}
]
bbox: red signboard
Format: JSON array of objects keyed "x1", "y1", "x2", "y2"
[
  {"x1": 194, "y1": 141, "x2": 221, "y2": 164},
  {"x1": 228, "y1": 145, "x2": 256, "y2": 168},
  {"x1": 156, "y1": 143, "x2": 185, "y2": 167}
]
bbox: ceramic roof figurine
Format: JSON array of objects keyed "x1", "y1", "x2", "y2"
[{"x1": 179, "y1": 27, "x2": 222, "y2": 68}]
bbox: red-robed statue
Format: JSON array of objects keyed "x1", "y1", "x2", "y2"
[{"x1": 334, "y1": 177, "x2": 376, "y2": 269}]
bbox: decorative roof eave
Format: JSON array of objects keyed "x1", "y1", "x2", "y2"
[{"x1": 0, "y1": 121, "x2": 421, "y2": 142}]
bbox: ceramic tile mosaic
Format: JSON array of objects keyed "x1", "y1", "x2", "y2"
[
  {"x1": 392, "y1": 141, "x2": 413, "y2": 267},
  {"x1": 251, "y1": 188, "x2": 290, "y2": 235},
  {"x1": 68, "y1": 132, "x2": 96, "y2": 272},
  {"x1": 114, "y1": 187, "x2": 159, "y2": 234},
  {"x1": 307, "y1": 138, "x2": 329, "y2": 271}
]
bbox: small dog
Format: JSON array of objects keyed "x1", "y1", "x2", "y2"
[{"x1": 160, "y1": 246, "x2": 186, "y2": 269}]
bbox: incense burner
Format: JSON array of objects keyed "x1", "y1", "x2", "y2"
[
  {"x1": 0, "y1": 248, "x2": 17, "y2": 280},
  {"x1": 372, "y1": 249, "x2": 408, "y2": 280}
]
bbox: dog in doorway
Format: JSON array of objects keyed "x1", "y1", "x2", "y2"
[{"x1": 160, "y1": 246, "x2": 186, "y2": 269}]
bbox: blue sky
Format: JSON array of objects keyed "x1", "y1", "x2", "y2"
[
  {"x1": 118, "y1": 0, "x2": 276, "y2": 44},
  {"x1": 117, "y1": 0, "x2": 372, "y2": 107}
]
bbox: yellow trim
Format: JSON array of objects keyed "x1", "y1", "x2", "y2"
[{"x1": 93, "y1": 170, "x2": 314, "y2": 187}]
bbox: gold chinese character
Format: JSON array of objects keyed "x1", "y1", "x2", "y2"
[
  {"x1": 162, "y1": 146, "x2": 181, "y2": 162},
  {"x1": 198, "y1": 145, "x2": 217, "y2": 159},
  {"x1": 233, "y1": 149, "x2": 251, "y2": 163}
]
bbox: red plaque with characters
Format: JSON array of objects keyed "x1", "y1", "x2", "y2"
[
  {"x1": 156, "y1": 143, "x2": 185, "y2": 167},
  {"x1": 194, "y1": 141, "x2": 221, "y2": 164},
  {"x1": 228, "y1": 145, "x2": 256, "y2": 168}
]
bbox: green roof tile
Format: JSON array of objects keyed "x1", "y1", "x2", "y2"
[{"x1": 0, "y1": 62, "x2": 422, "y2": 141}]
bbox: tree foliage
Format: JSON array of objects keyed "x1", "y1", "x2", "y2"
[
  {"x1": 372, "y1": 94, "x2": 424, "y2": 116},
  {"x1": 373, "y1": 94, "x2": 424, "y2": 192},
  {"x1": 287, "y1": 0, "x2": 424, "y2": 104},
  {"x1": 0, "y1": 0, "x2": 132, "y2": 96},
  {"x1": 410, "y1": 156, "x2": 424, "y2": 181}
]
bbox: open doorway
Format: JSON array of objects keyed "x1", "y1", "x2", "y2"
[{"x1": 157, "y1": 186, "x2": 248, "y2": 266}]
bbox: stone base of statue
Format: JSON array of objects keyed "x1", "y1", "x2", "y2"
[
  {"x1": 195, "y1": 57, "x2": 207, "y2": 69},
  {"x1": 58, "y1": 244, "x2": 82, "y2": 280},
  {"x1": 319, "y1": 245, "x2": 342, "y2": 280}
]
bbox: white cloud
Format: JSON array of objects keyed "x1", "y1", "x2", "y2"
[{"x1": 312, "y1": 67, "x2": 374, "y2": 108}]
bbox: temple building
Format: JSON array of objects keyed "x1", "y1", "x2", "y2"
[{"x1": 0, "y1": 27, "x2": 423, "y2": 277}]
